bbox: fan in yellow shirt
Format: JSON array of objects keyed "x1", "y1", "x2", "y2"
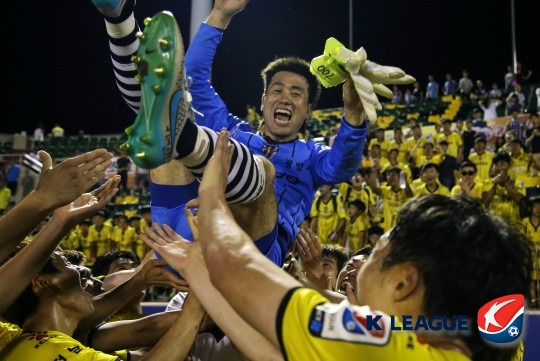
[
  {"x1": 437, "y1": 120, "x2": 463, "y2": 158},
  {"x1": 468, "y1": 137, "x2": 494, "y2": 181},
  {"x1": 339, "y1": 170, "x2": 376, "y2": 229},
  {"x1": 389, "y1": 127, "x2": 408, "y2": 164},
  {"x1": 130, "y1": 215, "x2": 148, "y2": 260},
  {"x1": 139, "y1": 206, "x2": 152, "y2": 234},
  {"x1": 414, "y1": 163, "x2": 450, "y2": 196},
  {"x1": 482, "y1": 153, "x2": 523, "y2": 226},
  {"x1": 412, "y1": 141, "x2": 442, "y2": 168},
  {"x1": 451, "y1": 161, "x2": 483, "y2": 202},
  {"x1": 367, "y1": 165, "x2": 413, "y2": 232},
  {"x1": 508, "y1": 140, "x2": 531, "y2": 179},
  {"x1": 112, "y1": 214, "x2": 138, "y2": 253},
  {"x1": 0, "y1": 180, "x2": 12, "y2": 215},
  {"x1": 310, "y1": 185, "x2": 347, "y2": 244},
  {"x1": 404, "y1": 124, "x2": 426, "y2": 159},
  {"x1": 381, "y1": 146, "x2": 413, "y2": 184},
  {"x1": 89, "y1": 211, "x2": 113, "y2": 258},
  {"x1": 344, "y1": 200, "x2": 367, "y2": 253},
  {"x1": 369, "y1": 127, "x2": 391, "y2": 158},
  {"x1": 77, "y1": 220, "x2": 95, "y2": 265}
]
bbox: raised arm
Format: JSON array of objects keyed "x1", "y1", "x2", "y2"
[
  {"x1": 185, "y1": 0, "x2": 251, "y2": 131},
  {"x1": 75, "y1": 258, "x2": 187, "y2": 338},
  {"x1": 0, "y1": 150, "x2": 113, "y2": 263},
  {"x1": 311, "y1": 79, "x2": 367, "y2": 186},
  {"x1": 0, "y1": 177, "x2": 119, "y2": 314}
]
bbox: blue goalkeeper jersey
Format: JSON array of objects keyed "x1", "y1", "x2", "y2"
[{"x1": 185, "y1": 23, "x2": 366, "y2": 257}]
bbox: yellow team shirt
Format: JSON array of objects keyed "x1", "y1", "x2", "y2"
[
  {"x1": 140, "y1": 218, "x2": 150, "y2": 234},
  {"x1": 451, "y1": 183, "x2": 484, "y2": 201},
  {"x1": 78, "y1": 231, "x2": 93, "y2": 261},
  {"x1": 437, "y1": 132, "x2": 462, "y2": 158},
  {"x1": 404, "y1": 137, "x2": 425, "y2": 159},
  {"x1": 0, "y1": 188, "x2": 12, "y2": 211},
  {"x1": 389, "y1": 140, "x2": 408, "y2": 164},
  {"x1": 0, "y1": 330, "x2": 128, "y2": 360},
  {"x1": 89, "y1": 224, "x2": 113, "y2": 257},
  {"x1": 468, "y1": 151, "x2": 494, "y2": 181},
  {"x1": 310, "y1": 196, "x2": 346, "y2": 244},
  {"x1": 415, "y1": 154, "x2": 442, "y2": 168},
  {"x1": 113, "y1": 226, "x2": 137, "y2": 252},
  {"x1": 509, "y1": 151, "x2": 531, "y2": 179},
  {"x1": 59, "y1": 231, "x2": 80, "y2": 251},
  {"x1": 369, "y1": 138, "x2": 391, "y2": 158},
  {"x1": 345, "y1": 215, "x2": 367, "y2": 253},
  {"x1": 279, "y1": 288, "x2": 471, "y2": 361},
  {"x1": 414, "y1": 183, "x2": 450, "y2": 197},
  {"x1": 514, "y1": 174, "x2": 540, "y2": 197},
  {"x1": 411, "y1": 178, "x2": 424, "y2": 192},
  {"x1": 482, "y1": 179, "x2": 521, "y2": 226},
  {"x1": 521, "y1": 217, "x2": 540, "y2": 246},
  {"x1": 135, "y1": 239, "x2": 147, "y2": 261},
  {"x1": 339, "y1": 183, "x2": 375, "y2": 229},
  {"x1": 0, "y1": 320, "x2": 22, "y2": 352},
  {"x1": 381, "y1": 162, "x2": 413, "y2": 184},
  {"x1": 380, "y1": 185, "x2": 410, "y2": 232}
]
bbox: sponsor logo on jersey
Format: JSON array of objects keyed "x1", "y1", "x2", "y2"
[{"x1": 477, "y1": 294, "x2": 524, "y2": 346}]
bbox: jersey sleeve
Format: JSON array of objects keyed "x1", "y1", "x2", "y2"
[
  {"x1": 184, "y1": 23, "x2": 243, "y2": 131},
  {"x1": 310, "y1": 117, "x2": 367, "y2": 188}
]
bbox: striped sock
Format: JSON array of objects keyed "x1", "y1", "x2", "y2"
[
  {"x1": 103, "y1": 8, "x2": 141, "y2": 113},
  {"x1": 177, "y1": 124, "x2": 266, "y2": 204}
]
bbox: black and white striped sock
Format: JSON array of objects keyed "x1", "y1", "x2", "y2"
[
  {"x1": 103, "y1": 10, "x2": 141, "y2": 113},
  {"x1": 177, "y1": 124, "x2": 266, "y2": 204}
]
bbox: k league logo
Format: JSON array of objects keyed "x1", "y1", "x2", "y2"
[{"x1": 477, "y1": 294, "x2": 524, "y2": 346}]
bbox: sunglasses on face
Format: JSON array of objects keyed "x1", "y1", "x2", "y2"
[{"x1": 461, "y1": 171, "x2": 475, "y2": 176}]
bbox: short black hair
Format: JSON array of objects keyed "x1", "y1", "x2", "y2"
[
  {"x1": 460, "y1": 161, "x2": 477, "y2": 173},
  {"x1": 387, "y1": 195, "x2": 531, "y2": 361},
  {"x1": 321, "y1": 244, "x2": 349, "y2": 272},
  {"x1": 92, "y1": 251, "x2": 140, "y2": 277},
  {"x1": 419, "y1": 162, "x2": 439, "y2": 173},
  {"x1": 493, "y1": 152, "x2": 511, "y2": 165},
  {"x1": 349, "y1": 200, "x2": 366, "y2": 213},
  {"x1": 367, "y1": 226, "x2": 385, "y2": 237},
  {"x1": 261, "y1": 57, "x2": 321, "y2": 107},
  {"x1": 385, "y1": 165, "x2": 401, "y2": 176},
  {"x1": 62, "y1": 249, "x2": 87, "y2": 266},
  {"x1": 352, "y1": 246, "x2": 373, "y2": 257}
]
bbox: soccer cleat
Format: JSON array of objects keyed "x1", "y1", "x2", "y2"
[
  {"x1": 123, "y1": 11, "x2": 195, "y2": 169},
  {"x1": 92, "y1": 0, "x2": 131, "y2": 18}
]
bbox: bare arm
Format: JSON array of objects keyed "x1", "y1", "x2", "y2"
[
  {"x1": 366, "y1": 169, "x2": 382, "y2": 195},
  {"x1": 75, "y1": 258, "x2": 187, "y2": 337},
  {"x1": 0, "y1": 149, "x2": 113, "y2": 263},
  {"x1": 89, "y1": 310, "x2": 182, "y2": 353},
  {"x1": 0, "y1": 177, "x2": 119, "y2": 314}
]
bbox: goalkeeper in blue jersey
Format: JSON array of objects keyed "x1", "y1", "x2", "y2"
[{"x1": 92, "y1": 0, "x2": 367, "y2": 266}]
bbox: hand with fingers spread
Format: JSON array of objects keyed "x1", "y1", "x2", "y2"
[
  {"x1": 52, "y1": 176, "x2": 121, "y2": 227},
  {"x1": 198, "y1": 129, "x2": 235, "y2": 196},
  {"x1": 35, "y1": 149, "x2": 114, "y2": 210},
  {"x1": 140, "y1": 223, "x2": 203, "y2": 276},
  {"x1": 135, "y1": 258, "x2": 189, "y2": 291},
  {"x1": 296, "y1": 228, "x2": 327, "y2": 289}
]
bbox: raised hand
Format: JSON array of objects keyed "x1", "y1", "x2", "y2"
[
  {"x1": 136, "y1": 258, "x2": 189, "y2": 291},
  {"x1": 140, "y1": 223, "x2": 203, "y2": 276},
  {"x1": 52, "y1": 176, "x2": 120, "y2": 227},
  {"x1": 207, "y1": 0, "x2": 251, "y2": 29},
  {"x1": 35, "y1": 149, "x2": 114, "y2": 210},
  {"x1": 296, "y1": 228, "x2": 327, "y2": 288}
]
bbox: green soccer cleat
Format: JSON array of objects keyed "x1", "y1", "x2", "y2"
[{"x1": 121, "y1": 11, "x2": 195, "y2": 169}]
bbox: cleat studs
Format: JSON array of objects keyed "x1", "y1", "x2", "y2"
[
  {"x1": 125, "y1": 127, "x2": 132, "y2": 135},
  {"x1": 120, "y1": 143, "x2": 129, "y2": 150},
  {"x1": 143, "y1": 17, "x2": 152, "y2": 26},
  {"x1": 151, "y1": 84, "x2": 160, "y2": 93},
  {"x1": 134, "y1": 74, "x2": 141, "y2": 83},
  {"x1": 136, "y1": 32, "x2": 145, "y2": 40},
  {"x1": 140, "y1": 135, "x2": 150, "y2": 143},
  {"x1": 159, "y1": 39, "x2": 169, "y2": 49},
  {"x1": 135, "y1": 152, "x2": 146, "y2": 158},
  {"x1": 131, "y1": 55, "x2": 141, "y2": 64},
  {"x1": 154, "y1": 67, "x2": 164, "y2": 76}
]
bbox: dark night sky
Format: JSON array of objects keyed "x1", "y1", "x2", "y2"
[{"x1": 2, "y1": 0, "x2": 538, "y2": 135}]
